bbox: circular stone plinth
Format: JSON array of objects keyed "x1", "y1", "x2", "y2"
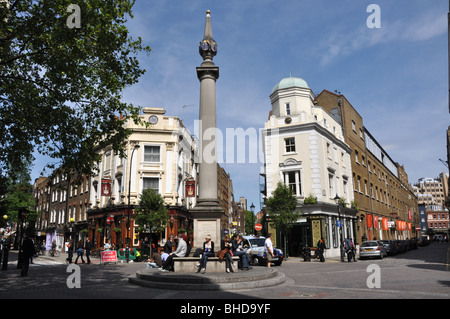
[{"x1": 128, "y1": 267, "x2": 285, "y2": 291}]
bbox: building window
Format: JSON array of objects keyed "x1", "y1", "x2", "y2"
[
  {"x1": 285, "y1": 103, "x2": 291, "y2": 115},
  {"x1": 343, "y1": 179, "x2": 348, "y2": 199},
  {"x1": 328, "y1": 172, "x2": 335, "y2": 197},
  {"x1": 104, "y1": 151, "x2": 111, "y2": 172},
  {"x1": 285, "y1": 138, "x2": 295, "y2": 153},
  {"x1": 332, "y1": 217, "x2": 338, "y2": 248},
  {"x1": 289, "y1": 171, "x2": 301, "y2": 196},
  {"x1": 144, "y1": 145, "x2": 160, "y2": 162},
  {"x1": 143, "y1": 177, "x2": 159, "y2": 193},
  {"x1": 283, "y1": 170, "x2": 302, "y2": 197}
]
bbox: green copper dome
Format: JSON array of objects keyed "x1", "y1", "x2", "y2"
[{"x1": 272, "y1": 76, "x2": 309, "y2": 94}]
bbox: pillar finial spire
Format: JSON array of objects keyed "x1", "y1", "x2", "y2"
[{"x1": 199, "y1": 10, "x2": 218, "y2": 61}]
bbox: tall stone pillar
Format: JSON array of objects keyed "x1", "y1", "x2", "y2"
[{"x1": 190, "y1": 10, "x2": 225, "y2": 249}]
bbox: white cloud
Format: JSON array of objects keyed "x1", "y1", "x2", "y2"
[{"x1": 319, "y1": 9, "x2": 446, "y2": 66}]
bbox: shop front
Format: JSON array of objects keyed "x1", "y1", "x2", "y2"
[
  {"x1": 87, "y1": 204, "x2": 194, "y2": 252},
  {"x1": 282, "y1": 203, "x2": 358, "y2": 258}
]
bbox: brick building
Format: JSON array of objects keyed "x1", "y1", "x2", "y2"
[{"x1": 315, "y1": 90, "x2": 419, "y2": 242}]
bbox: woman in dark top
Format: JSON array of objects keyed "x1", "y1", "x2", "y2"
[{"x1": 197, "y1": 235, "x2": 214, "y2": 274}]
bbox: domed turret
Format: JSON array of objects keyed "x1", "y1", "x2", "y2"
[
  {"x1": 271, "y1": 76, "x2": 309, "y2": 94},
  {"x1": 269, "y1": 75, "x2": 314, "y2": 118}
]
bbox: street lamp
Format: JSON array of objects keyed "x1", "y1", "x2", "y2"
[
  {"x1": 69, "y1": 217, "x2": 74, "y2": 240},
  {"x1": 250, "y1": 203, "x2": 255, "y2": 235},
  {"x1": 126, "y1": 142, "x2": 140, "y2": 263},
  {"x1": 334, "y1": 194, "x2": 345, "y2": 262}
]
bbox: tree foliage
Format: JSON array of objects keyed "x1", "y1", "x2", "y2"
[
  {"x1": 265, "y1": 182, "x2": 300, "y2": 233},
  {"x1": 244, "y1": 210, "x2": 254, "y2": 235},
  {"x1": 265, "y1": 182, "x2": 300, "y2": 256},
  {"x1": 0, "y1": 0, "x2": 151, "y2": 188},
  {"x1": 0, "y1": 163, "x2": 36, "y2": 230},
  {"x1": 135, "y1": 188, "x2": 168, "y2": 234}
]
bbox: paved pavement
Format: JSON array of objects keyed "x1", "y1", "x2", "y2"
[{"x1": 0, "y1": 243, "x2": 448, "y2": 303}]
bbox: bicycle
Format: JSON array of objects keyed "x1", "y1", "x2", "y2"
[
  {"x1": 48, "y1": 248, "x2": 60, "y2": 257},
  {"x1": 91, "y1": 248, "x2": 103, "y2": 259}
]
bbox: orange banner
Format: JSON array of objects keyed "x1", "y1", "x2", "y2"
[
  {"x1": 367, "y1": 214, "x2": 373, "y2": 228},
  {"x1": 382, "y1": 218, "x2": 388, "y2": 231}
]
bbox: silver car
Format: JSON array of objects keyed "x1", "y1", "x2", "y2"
[{"x1": 359, "y1": 241, "x2": 387, "y2": 260}]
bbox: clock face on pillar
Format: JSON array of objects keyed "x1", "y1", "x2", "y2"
[
  {"x1": 211, "y1": 41, "x2": 218, "y2": 52},
  {"x1": 200, "y1": 40, "x2": 209, "y2": 51}
]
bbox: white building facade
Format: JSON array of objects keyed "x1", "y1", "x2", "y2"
[
  {"x1": 87, "y1": 107, "x2": 198, "y2": 250},
  {"x1": 261, "y1": 76, "x2": 357, "y2": 258}
]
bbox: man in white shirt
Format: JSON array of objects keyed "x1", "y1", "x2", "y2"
[
  {"x1": 160, "y1": 233, "x2": 187, "y2": 272},
  {"x1": 264, "y1": 233, "x2": 274, "y2": 268}
]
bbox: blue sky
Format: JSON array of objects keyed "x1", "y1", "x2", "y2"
[{"x1": 32, "y1": 0, "x2": 449, "y2": 213}]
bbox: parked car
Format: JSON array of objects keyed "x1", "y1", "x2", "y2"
[
  {"x1": 395, "y1": 240, "x2": 407, "y2": 254},
  {"x1": 400, "y1": 240, "x2": 411, "y2": 252},
  {"x1": 417, "y1": 236, "x2": 430, "y2": 246},
  {"x1": 359, "y1": 241, "x2": 387, "y2": 260},
  {"x1": 408, "y1": 238, "x2": 418, "y2": 250},
  {"x1": 379, "y1": 240, "x2": 397, "y2": 256},
  {"x1": 242, "y1": 236, "x2": 283, "y2": 266},
  {"x1": 433, "y1": 234, "x2": 445, "y2": 243}
]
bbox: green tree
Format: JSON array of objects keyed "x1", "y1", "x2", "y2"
[
  {"x1": 244, "y1": 210, "x2": 254, "y2": 235},
  {"x1": 0, "y1": 0, "x2": 151, "y2": 189},
  {"x1": 0, "y1": 163, "x2": 37, "y2": 239},
  {"x1": 265, "y1": 182, "x2": 300, "y2": 258},
  {"x1": 135, "y1": 188, "x2": 168, "y2": 255}
]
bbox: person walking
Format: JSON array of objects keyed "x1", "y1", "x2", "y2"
[
  {"x1": 344, "y1": 236, "x2": 353, "y2": 262},
  {"x1": 351, "y1": 239, "x2": 357, "y2": 262},
  {"x1": 51, "y1": 240, "x2": 57, "y2": 256},
  {"x1": 21, "y1": 236, "x2": 35, "y2": 277},
  {"x1": 85, "y1": 238, "x2": 92, "y2": 264},
  {"x1": 317, "y1": 237, "x2": 326, "y2": 262},
  {"x1": 74, "y1": 240, "x2": 85, "y2": 264},
  {"x1": 197, "y1": 235, "x2": 215, "y2": 274},
  {"x1": 66, "y1": 239, "x2": 73, "y2": 263},
  {"x1": 264, "y1": 233, "x2": 274, "y2": 268},
  {"x1": 1, "y1": 235, "x2": 11, "y2": 271}
]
